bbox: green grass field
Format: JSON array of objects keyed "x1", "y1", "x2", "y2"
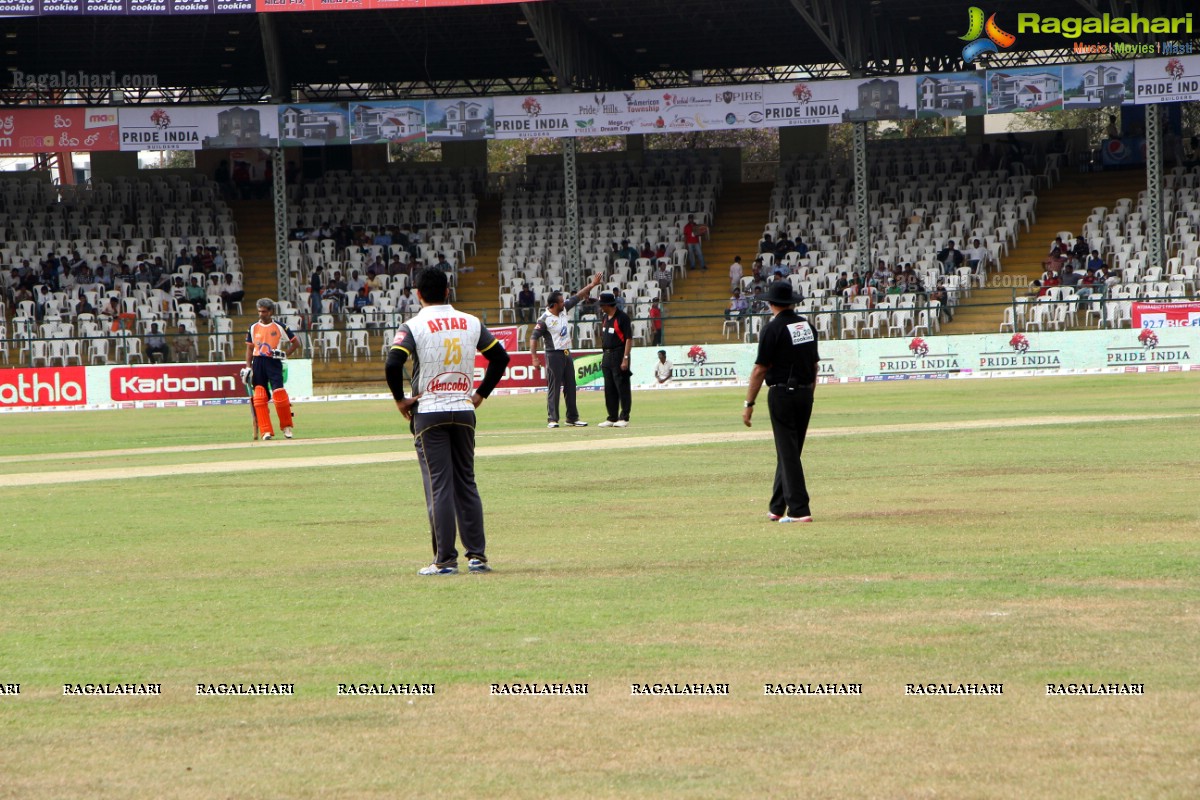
[{"x1": 1, "y1": 374, "x2": 1198, "y2": 799}]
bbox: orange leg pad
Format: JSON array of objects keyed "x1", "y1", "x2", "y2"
[
  {"x1": 272, "y1": 388, "x2": 294, "y2": 429},
  {"x1": 253, "y1": 385, "x2": 273, "y2": 436}
]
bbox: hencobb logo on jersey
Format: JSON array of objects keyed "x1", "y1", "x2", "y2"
[
  {"x1": 0, "y1": 367, "x2": 86, "y2": 407},
  {"x1": 111, "y1": 364, "x2": 241, "y2": 401},
  {"x1": 428, "y1": 371, "x2": 472, "y2": 394}
]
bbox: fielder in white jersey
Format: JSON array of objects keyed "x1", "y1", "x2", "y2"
[
  {"x1": 528, "y1": 272, "x2": 603, "y2": 427},
  {"x1": 385, "y1": 268, "x2": 510, "y2": 576}
]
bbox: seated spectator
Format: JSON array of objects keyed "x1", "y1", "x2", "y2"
[
  {"x1": 145, "y1": 323, "x2": 170, "y2": 363},
  {"x1": 219, "y1": 273, "x2": 244, "y2": 307},
  {"x1": 353, "y1": 284, "x2": 373, "y2": 311},
  {"x1": 322, "y1": 282, "x2": 346, "y2": 314},
  {"x1": 517, "y1": 283, "x2": 536, "y2": 323},
  {"x1": 937, "y1": 241, "x2": 964, "y2": 275},
  {"x1": 174, "y1": 324, "x2": 197, "y2": 362},
  {"x1": 387, "y1": 256, "x2": 406, "y2": 277},
  {"x1": 725, "y1": 288, "x2": 749, "y2": 318},
  {"x1": 395, "y1": 287, "x2": 416, "y2": 317},
  {"x1": 759, "y1": 233, "x2": 775, "y2": 254},
  {"x1": 75, "y1": 296, "x2": 97, "y2": 317},
  {"x1": 346, "y1": 270, "x2": 366, "y2": 295},
  {"x1": 655, "y1": 262, "x2": 673, "y2": 293},
  {"x1": 186, "y1": 276, "x2": 207, "y2": 312},
  {"x1": 1086, "y1": 250, "x2": 1106, "y2": 273},
  {"x1": 640, "y1": 241, "x2": 655, "y2": 260},
  {"x1": 872, "y1": 259, "x2": 891, "y2": 286},
  {"x1": 965, "y1": 238, "x2": 989, "y2": 273}
]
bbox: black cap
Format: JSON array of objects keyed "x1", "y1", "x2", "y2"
[{"x1": 598, "y1": 291, "x2": 618, "y2": 306}]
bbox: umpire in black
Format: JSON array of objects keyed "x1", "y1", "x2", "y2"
[
  {"x1": 597, "y1": 290, "x2": 633, "y2": 427},
  {"x1": 742, "y1": 281, "x2": 820, "y2": 523}
]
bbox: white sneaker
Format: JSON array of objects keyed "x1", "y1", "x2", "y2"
[
  {"x1": 598, "y1": 420, "x2": 616, "y2": 428},
  {"x1": 614, "y1": 420, "x2": 629, "y2": 428},
  {"x1": 283, "y1": 426, "x2": 293, "y2": 439},
  {"x1": 468, "y1": 558, "x2": 492, "y2": 573},
  {"x1": 261, "y1": 432, "x2": 273, "y2": 441},
  {"x1": 418, "y1": 563, "x2": 458, "y2": 575},
  {"x1": 547, "y1": 422, "x2": 559, "y2": 429},
  {"x1": 567, "y1": 420, "x2": 588, "y2": 427},
  {"x1": 779, "y1": 515, "x2": 813, "y2": 523}
]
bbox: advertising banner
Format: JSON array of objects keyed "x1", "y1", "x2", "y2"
[
  {"x1": 0, "y1": 107, "x2": 120, "y2": 154},
  {"x1": 1131, "y1": 301, "x2": 1200, "y2": 328},
  {"x1": 1134, "y1": 55, "x2": 1200, "y2": 104},
  {"x1": 493, "y1": 94, "x2": 580, "y2": 140},
  {"x1": 474, "y1": 350, "x2": 600, "y2": 391},
  {"x1": 0, "y1": 361, "x2": 313, "y2": 412},
  {"x1": 489, "y1": 326, "x2": 520, "y2": 353},
  {"x1": 626, "y1": 328, "x2": 1200, "y2": 389},
  {"x1": 120, "y1": 105, "x2": 280, "y2": 151},
  {"x1": 762, "y1": 80, "x2": 860, "y2": 128},
  {"x1": 0, "y1": 0, "x2": 522, "y2": 14},
  {"x1": 349, "y1": 101, "x2": 426, "y2": 144},
  {"x1": 424, "y1": 98, "x2": 494, "y2": 142},
  {"x1": 0, "y1": 367, "x2": 88, "y2": 409},
  {"x1": 279, "y1": 103, "x2": 350, "y2": 147}
]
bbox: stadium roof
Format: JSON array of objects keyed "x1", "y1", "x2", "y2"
[{"x1": 3, "y1": 0, "x2": 1195, "y2": 104}]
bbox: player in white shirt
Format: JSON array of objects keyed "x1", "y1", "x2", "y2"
[
  {"x1": 385, "y1": 268, "x2": 510, "y2": 575},
  {"x1": 528, "y1": 272, "x2": 603, "y2": 428}
]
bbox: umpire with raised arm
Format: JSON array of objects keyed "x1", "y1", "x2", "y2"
[{"x1": 742, "y1": 281, "x2": 820, "y2": 523}]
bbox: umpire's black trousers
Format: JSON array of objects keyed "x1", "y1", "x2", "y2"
[
  {"x1": 768, "y1": 384, "x2": 814, "y2": 518},
  {"x1": 601, "y1": 349, "x2": 631, "y2": 422},
  {"x1": 413, "y1": 410, "x2": 487, "y2": 567}
]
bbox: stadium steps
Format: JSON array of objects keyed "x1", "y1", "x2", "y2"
[
  {"x1": 448, "y1": 196, "x2": 504, "y2": 323},
  {"x1": 664, "y1": 181, "x2": 774, "y2": 345},
  {"x1": 304, "y1": 197, "x2": 505, "y2": 387},
  {"x1": 938, "y1": 169, "x2": 1148, "y2": 335},
  {"x1": 227, "y1": 198, "x2": 280, "y2": 342}
]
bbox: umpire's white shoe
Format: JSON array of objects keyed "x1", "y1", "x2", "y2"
[
  {"x1": 547, "y1": 421, "x2": 559, "y2": 428},
  {"x1": 613, "y1": 420, "x2": 629, "y2": 428},
  {"x1": 468, "y1": 558, "x2": 493, "y2": 573},
  {"x1": 598, "y1": 420, "x2": 616, "y2": 428},
  {"x1": 261, "y1": 432, "x2": 274, "y2": 441},
  {"x1": 283, "y1": 426, "x2": 293, "y2": 439},
  {"x1": 418, "y1": 563, "x2": 458, "y2": 575},
  {"x1": 779, "y1": 515, "x2": 814, "y2": 523}
]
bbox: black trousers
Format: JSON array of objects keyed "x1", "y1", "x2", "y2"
[
  {"x1": 413, "y1": 410, "x2": 486, "y2": 567},
  {"x1": 767, "y1": 384, "x2": 814, "y2": 518},
  {"x1": 545, "y1": 350, "x2": 580, "y2": 423},
  {"x1": 601, "y1": 350, "x2": 631, "y2": 422}
]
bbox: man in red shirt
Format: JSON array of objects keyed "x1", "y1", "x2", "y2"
[
  {"x1": 683, "y1": 214, "x2": 708, "y2": 271},
  {"x1": 648, "y1": 299, "x2": 664, "y2": 345}
]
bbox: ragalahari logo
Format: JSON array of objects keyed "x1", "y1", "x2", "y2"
[
  {"x1": 960, "y1": 7, "x2": 1016, "y2": 64},
  {"x1": 1009, "y1": 333, "x2": 1030, "y2": 353},
  {"x1": 1138, "y1": 328, "x2": 1159, "y2": 349},
  {"x1": 909, "y1": 337, "x2": 930, "y2": 357},
  {"x1": 687, "y1": 345, "x2": 707, "y2": 366}
]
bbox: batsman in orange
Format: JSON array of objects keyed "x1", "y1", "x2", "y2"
[{"x1": 242, "y1": 298, "x2": 301, "y2": 441}]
